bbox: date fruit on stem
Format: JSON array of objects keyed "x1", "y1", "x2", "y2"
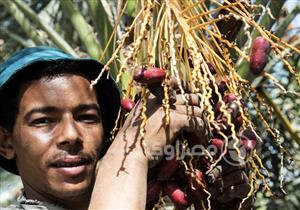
[
  {"x1": 249, "y1": 36, "x2": 270, "y2": 75},
  {"x1": 240, "y1": 127, "x2": 257, "y2": 152},
  {"x1": 134, "y1": 67, "x2": 166, "y2": 84},
  {"x1": 121, "y1": 98, "x2": 135, "y2": 112},
  {"x1": 163, "y1": 182, "x2": 189, "y2": 210}
]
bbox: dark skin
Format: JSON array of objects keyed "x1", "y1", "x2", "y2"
[
  {"x1": 0, "y1": 74, "x2": 102, "y2": 210},
  {"x1": 0, "y1": 74, "x2": 251, "y2": 210}
]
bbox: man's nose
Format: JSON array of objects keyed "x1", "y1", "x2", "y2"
[{"x1": 56, "y1": 115, "x2": 82, "y2": 148}]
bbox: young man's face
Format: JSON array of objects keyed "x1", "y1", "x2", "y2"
[{"x1": 11, "y1": 74, "x2": 104, "y2": 201}]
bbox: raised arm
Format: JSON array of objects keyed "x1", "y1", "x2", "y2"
[{"x1": 89, "y1": 91, "x2": 209, "y2": 209}]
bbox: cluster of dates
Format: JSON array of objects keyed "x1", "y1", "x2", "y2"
[
  {"x1": 208, "y1": 37, "x2": 270, "y2": 156},
  {"x1": 119, "y1": 36, "x2": 269, "y2": 208},
  {"x1": 146, "y1": 156, "x2": 208, "y2": 210},
  {"x1": 210, "y1": 89, "x2": 257, "y2": 155},
  {"x1": 120, "y1": 67, "x2": 209, "y2": 209}
]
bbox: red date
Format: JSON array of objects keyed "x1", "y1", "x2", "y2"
[
  {"x1": 250, "y1": 36, "x2": 270, "y2": 75},
  {"x1": 134, "y1": 67, "x2": 166, "y2": 84}
]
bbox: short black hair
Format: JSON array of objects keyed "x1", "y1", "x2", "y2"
[{"x1": 0, "y1": 60, "x2": 119, "y2": 144}]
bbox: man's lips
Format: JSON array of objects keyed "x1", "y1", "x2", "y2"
[
  {"x1": 49, "y1": 156, "x2": 90, "y2": 168},
  {"x1": 49, "y1": 156, "x2": 92, "y2": 176}
]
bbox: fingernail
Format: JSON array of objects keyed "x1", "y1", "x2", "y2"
[{"x1": 207, "y1": 174, "x2": 215, "y2": 184}]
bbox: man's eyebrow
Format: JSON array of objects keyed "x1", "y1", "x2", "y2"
[
  {"x1": 73, "y1": 104, "x2": 101, "y2": 114},
  {"x1": 24, "y1": 106, "x2": 58, "y2": 122},
  {"x1": 24, "y1": 104, "x2": 101, "y2": 121}
]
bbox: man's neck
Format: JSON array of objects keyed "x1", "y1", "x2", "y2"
[{"x1": 23, "y1": 183, "x2": 91, "y2": 210}]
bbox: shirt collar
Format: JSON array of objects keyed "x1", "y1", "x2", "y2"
[{"x1": 18, "y1": 189, "x2": 67, "y2": 210}]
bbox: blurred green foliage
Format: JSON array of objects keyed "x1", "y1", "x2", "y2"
[{"x1": 0, "y1": 0, "x2": 299, "y2": 209}]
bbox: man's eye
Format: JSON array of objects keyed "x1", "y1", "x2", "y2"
[
  {"x1": 30, "y1": 118, "x2": 54, "y2": 126},
  {"x1": 77, "y1": 114, "x2": 100, "y2": 123}
]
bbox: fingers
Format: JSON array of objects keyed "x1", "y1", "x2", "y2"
[
  {"x1": 148, "y1": 83, "x2": 171, "y2": 101},
  {"x1": 173, "y1": 105, "x2": 203, "y2": 117},
  {"x1": 167, "y1": 77, "x2": 195, "y2": 93},
  {"x1": 170, "y1": 111, "x2": 209, "y2": 146},
  {"x1": 209, "y1": 171, "x2": 249, "y2": 198},
  {"x1": 148, "y1": 84, "x2": 201, "y2": 108},
  {"x1": 147, "y1": 77, "x2": 195, "y2": 102},
  {"x1": 207, "y1": 162, "x2": 245, "y2": 184},
  {"x1": 172, "y1": 111, "x2": 206, "y2": 130},
  {"x1": 209, "y1": 170, "x2": 249, "y2": 199},
  {"x1": 148, "y1": 84, "x2": 199, "y2": 106},
  {"x1": 217, "y1": 183, "x2": 251, "y2": 203},
  {"x1": 221, "y1": 162, "x2": 246, "y2": 176},
  {"x1": 175, "y1": 94, "x2": 201, "y2": 106},
  {"x1": 206, "y1": 165, "x2": 223, "y2": 184}
]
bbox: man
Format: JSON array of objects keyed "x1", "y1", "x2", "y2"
[{"x1": 0, "y1": 46, "x2": 251, "y2": 210}]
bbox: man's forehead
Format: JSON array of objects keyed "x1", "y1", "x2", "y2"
[
  {"x1": 21, "y1": 73, "x2": 93, "y2": 91},
  {"x1": 18, "y1": 74, "x2": 98, "y2": 111}
]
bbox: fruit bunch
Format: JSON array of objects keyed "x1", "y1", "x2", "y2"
[
  {"x1": 91, "y1": 0, "x2": 300, "y2": 209},
  {"x1": 119, "y1": 66, "x2": 258, "y2": 209},
  {"x1": 146, "y1": 157, "x2": 208, "y2": 210},
  {"x1": 117, "y1": 59, "x2": 263, "y2": 209}
]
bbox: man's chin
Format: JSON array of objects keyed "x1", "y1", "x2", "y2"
[
  {"x1": 51, "y1": 180, "x2": 93, "y2": 198},
  {"x1": 49, "y1": 171, "x2": 95, "y2": 198},
  {"x1": 46, "y1": 163, "x2": 96, "y2": 199}
]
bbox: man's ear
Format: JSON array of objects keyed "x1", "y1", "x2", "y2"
[{"x1": 0, "y1": 127, "x2": 15, "y2": 160}]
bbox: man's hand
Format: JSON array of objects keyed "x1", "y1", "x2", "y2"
[
  {"x1": 116, "y1": 80, "x2": 209, "y2": 162},
  {"x1": 89, "y1": 80, "x2": 210, "y2": 210},
  {"x1": 207, "y1": 162, "x2": 253, "y2": 210}
]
